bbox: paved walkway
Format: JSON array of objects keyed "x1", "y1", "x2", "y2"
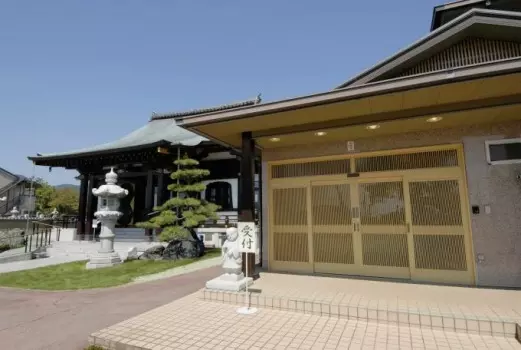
[
  {"x1": 0, "y1": 266, "x2": 221, "y2": 350},
  {"x1": 90, "y1": 293, "x2": 521, "y2": 349}
]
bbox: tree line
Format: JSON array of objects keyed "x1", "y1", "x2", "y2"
[{"x1": 34, "y1": 178, "x2": 79, "y2": 215}]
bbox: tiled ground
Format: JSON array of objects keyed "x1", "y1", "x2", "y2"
[
  {"x1": 252, "y1": 272, "x2": 521, "y2": 320},
  {"x1": 90, "y1": 293, "x2": 521, "y2": 350}
]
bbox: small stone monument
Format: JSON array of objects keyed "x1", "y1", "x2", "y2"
[
  {"x1": 9, "y1": 206, "x2": 20, "y2": 219},
  {"x1": 51, "y1": 208, "x2": 59, "y2": 220},
  {"x1": 86, "y1": 168, "x2": 128, "y2": 269},
  {"x1": 206, "y1": 227, "x2": 253, "y2": 291}
]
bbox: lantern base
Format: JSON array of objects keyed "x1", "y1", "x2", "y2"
[{"x1": 86, "y1": 252, "x2": 122, "y2": 269}]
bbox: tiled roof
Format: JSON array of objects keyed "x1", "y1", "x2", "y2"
[{"x1": 150, "y1": 95, "x2": 262, "y2": 121}]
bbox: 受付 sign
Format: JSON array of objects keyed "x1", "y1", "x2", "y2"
[{"x1": 237, "y1": 221, "x2": 257, "y2": 253}]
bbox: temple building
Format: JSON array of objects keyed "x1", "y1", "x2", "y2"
[
  {"x1": 29, "y1": 98, "x2": 262, "y2": 246},
  {"x1": 173, "y1": 0, "x2": 521, "y2": 288}
]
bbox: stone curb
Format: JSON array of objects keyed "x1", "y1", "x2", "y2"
[{"x1": 131, "y1": 257, "x2": 221, "y2": 284}]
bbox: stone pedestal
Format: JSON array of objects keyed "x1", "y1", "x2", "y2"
[
  {"x1": 86, "y1": 169, "x2": 128, "y2": 270},
  {"x1": 205, "y1": 227, "x2": 253, "y2": 291},
  {"x1": 206, "y1": 273, "x2": 253, "y2": 292}
]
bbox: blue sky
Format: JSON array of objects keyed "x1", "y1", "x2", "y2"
[{"x1": 1, "y1": 0, "x2": 441, "y2": 185}]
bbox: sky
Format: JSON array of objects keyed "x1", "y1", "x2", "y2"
[{"x1": 1, "y1": 0, "x2": 442, "y2": 185}]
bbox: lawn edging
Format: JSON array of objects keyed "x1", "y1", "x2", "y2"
[{"x1": 132, "y1": 255, "x2": 221, "y2": 284}]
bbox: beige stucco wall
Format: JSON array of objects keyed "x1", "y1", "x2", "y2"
[{"x1": 261, "y1": 120, "x2": 521, "y2": 288}]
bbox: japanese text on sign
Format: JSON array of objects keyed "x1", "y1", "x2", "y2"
[{"x1": 237, "y1": 222, "x2": 257, "y2": 253}]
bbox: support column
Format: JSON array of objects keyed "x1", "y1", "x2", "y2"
[
  {"x1": 239, "y1": 131, "x2": 256, "y2": 278},
  {"x1": 76, "y1": 173, "x2": 88, "y2": 240},
  {"x1": 144, "y1": 170, "x2": 154, "y2": 239},
  {"x1": 85, "y1": 174, "x2": 95, "y2": 240},
  {"x1": 133, "y1": 178, "x2": 146, "y2": 223},
  {"x1": 256, "y1": 158, "x2": 263, "y2": 267},
  {"x1": 157, "y1": 172, "x2": 165, "y2": 206}
]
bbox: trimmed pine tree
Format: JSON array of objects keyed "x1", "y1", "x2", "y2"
[{"x1": 136, "y1": 154, "x2": 219, "y2": 242}]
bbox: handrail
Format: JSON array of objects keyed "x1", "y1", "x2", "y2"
[
  {"x1": 32, "y1": 220, "x2": 61, "y2": 229},
  {"x1": 25, "y1": 222, "x2": 57, "y2": 253},
  {"x1": 0, "y1": 222, "x2": 60, "y2": 255}
]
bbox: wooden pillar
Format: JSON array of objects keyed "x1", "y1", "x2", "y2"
[
  {"x1": 133, "y1": 178, "x2": 146, "y2": 223},
  {"x1": 239, "y1": 131, "x2": 256, "y2": 277},
  {"x1": 89, "y1": 177, "x2": 99, "y2": 240},
  {"x1": 144, "y1": 170, "x2": 154, "y2": 239},
  {"x1": 256, "y1": 158, "x2": 263, "y2": 268},
  {"x1": 85, "y1": 174, "x2": 95, "y2": 240},
  {"x1": 76, "y1": 174, "x2": 88, "y2": 240},
  {"x1": 157, "y1": 172, "x2": 165, "y2": 206}
]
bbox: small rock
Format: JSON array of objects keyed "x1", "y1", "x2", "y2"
[
  {"x1": 127, "y1": 246, "x2": 138, "y2": 260},
  {"x1": 139, "y1": 244, "x2": 165, "y2": 260}
]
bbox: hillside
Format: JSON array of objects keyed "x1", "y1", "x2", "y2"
[{"x1": 55, "y1": 184, "x2": 80, "y2": 191}]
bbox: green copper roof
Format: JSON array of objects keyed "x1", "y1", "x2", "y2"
[
  {"x1": 29, "y1": 119, "x2": 206, "y2": 161},
  {"x1": 29, "y1": 96, "x2": 261, "y2": 161}
]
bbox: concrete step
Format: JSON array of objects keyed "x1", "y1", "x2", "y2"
[{"x1": 199, "y1": 289, "x2": 521, "y2": 340}]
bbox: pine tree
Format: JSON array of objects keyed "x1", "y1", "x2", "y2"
[{"x1": 136, "y1": 155, "x2": 219, "y2": 242}]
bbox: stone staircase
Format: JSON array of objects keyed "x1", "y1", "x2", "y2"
[
  {"x1": 114, "y1": 228, "x2": 151, "y2": 242},
  {"x1": 46, "y1": 240, "x2": 163, "y2": 260}
]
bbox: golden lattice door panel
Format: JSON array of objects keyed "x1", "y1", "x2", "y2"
[
  {"x1": 355, "y1": 150, "x2": 458, "y2": 173},
  {"x1": 271, "y1": 187, "x2": 310, "y2": 268},
  {"x1": 358, "y1": 180, "x2": 411, "y2": 278},
  {"x1": 311, "y1": 183, "x2": 355, "y2": 269},
  {"x1": 268, "y1": 145, "x2": 474, "y2": 284},
  {"x1": 408, "y1": 179, "x2": 472, "y2": 283}
]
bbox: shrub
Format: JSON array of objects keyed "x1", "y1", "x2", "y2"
[{"x1": 136, "y1": 154, "x2": 219, "y2": 242}]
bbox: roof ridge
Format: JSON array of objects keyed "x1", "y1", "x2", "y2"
[
  {"x1": 150, "y1": 94, "x2": 262, "y2": 121},
  {"x1": 334, "y1": 7, "x2": 521, "y2": 89}
]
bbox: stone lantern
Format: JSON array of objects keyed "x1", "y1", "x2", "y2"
[
  {"x1": 86, "y1": 168, "x2": 128, "y2": 269},
  {"x1": 9, "y1": 206, "x2": 20, "y2": 219}
]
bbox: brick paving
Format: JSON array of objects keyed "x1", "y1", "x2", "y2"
[
  {"x1": 0, "y1": 266, "x2": 221, "y2": 350},
  {"x1": 90, "y1": 293, "x2": 521, "y2": 349}
]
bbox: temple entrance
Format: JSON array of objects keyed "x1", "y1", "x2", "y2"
[{"x1": 269, "y1": 145, "x2": 475, "y2": 285}]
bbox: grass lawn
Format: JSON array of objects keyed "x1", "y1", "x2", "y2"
[{"x1": 0, "y1": 248, "x2": 221, "y2": 290}]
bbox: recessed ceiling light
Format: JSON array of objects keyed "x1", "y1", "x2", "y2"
[
  {"x1": 314, "y1": 131, "x2": 327, "y2": 136},
  {"x1": 366, "y1": 124, "x2": 380, "y2": 130},
  {"x1": 269, "y1": 137, "x2": 280, "y2": 142},
  {"x1": 427, "y1": 116, "x2": 443, "y2": 123}
]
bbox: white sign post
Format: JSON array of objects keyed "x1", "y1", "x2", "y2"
[{"x1": 236, "y1": 221, "x2": 257, "y2": 315}]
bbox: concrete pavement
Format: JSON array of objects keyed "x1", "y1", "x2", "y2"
[{"x1": 0, "y1": 265, "x2": 221, "y2": 350}]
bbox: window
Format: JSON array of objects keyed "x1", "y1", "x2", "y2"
[
  {"x1": 485, "y1": 138, "x2": 521, "y2": 165},
  {"x1": 205, "y1": 181, "x2": 233, "y2": 210}
]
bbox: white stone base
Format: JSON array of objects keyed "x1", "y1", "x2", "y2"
[
  {"x1": 206, "y1": 275, "x2": 253, "y2": 292},
  {"x1": 85, "y1": 252, "x2": 122, "y2": 269}
]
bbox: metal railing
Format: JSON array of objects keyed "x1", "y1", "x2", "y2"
[
  {"x1": 24, "y1": 221, "x2": 61, "y2": 253},
  {"x1": 50, "y1": 215, "x2": 78, "y2": 229}
]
